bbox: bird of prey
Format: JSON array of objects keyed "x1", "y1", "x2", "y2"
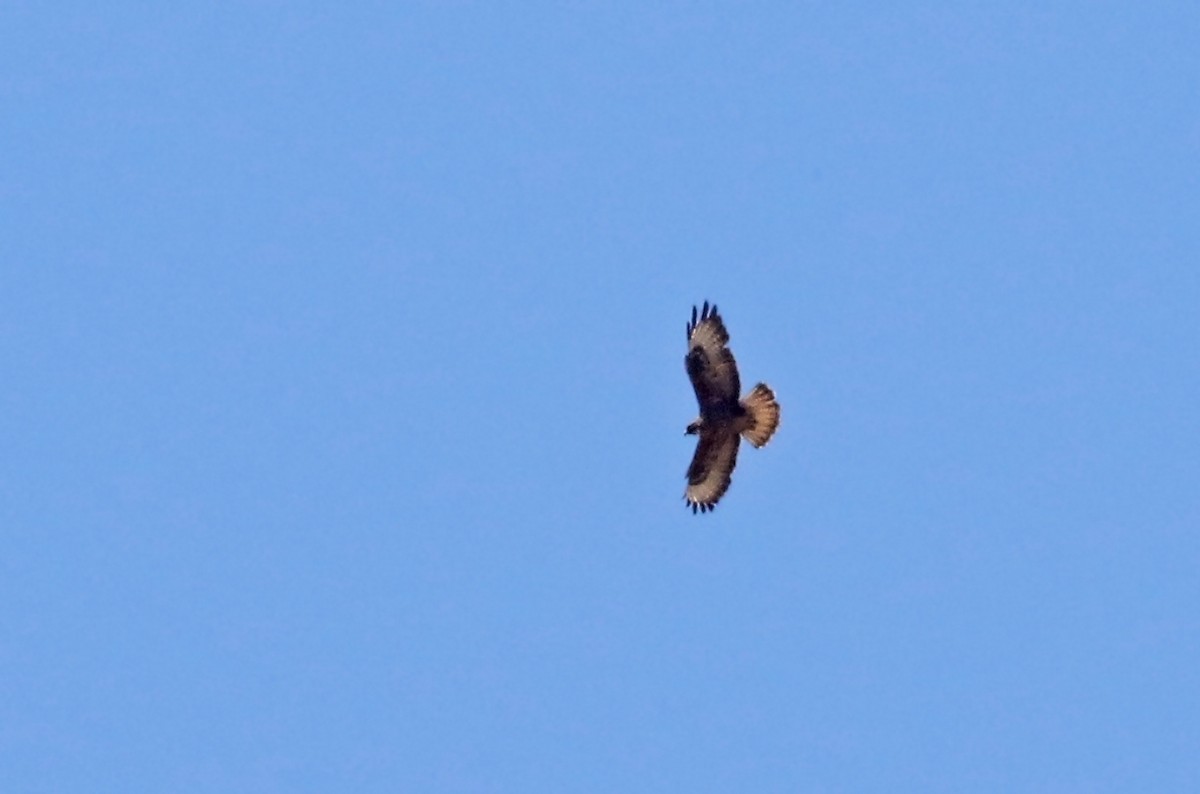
[{"x1": 683, "y1": 301, "x2": 780, "y2": 513}]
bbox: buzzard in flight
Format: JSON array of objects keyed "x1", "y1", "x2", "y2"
[{"x1": 683, "y1": 301, "x2": 780, "y2": 513}]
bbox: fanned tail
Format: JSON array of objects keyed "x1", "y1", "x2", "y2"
[{"x1": 740, "y1": 383, "x2": 780, "y2": 448}]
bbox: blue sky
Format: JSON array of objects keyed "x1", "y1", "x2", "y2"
[{"x1": 3, "y1": 3, "x2": 1199, "y2": 791}]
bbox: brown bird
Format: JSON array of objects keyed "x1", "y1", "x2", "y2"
[{"x1": 683, "y1": 301, "x2": 780, "y2": 513}]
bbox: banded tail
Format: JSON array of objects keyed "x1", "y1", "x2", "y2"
[{"x1": 740, "y1": 383, "x2": 780, "y2": 448}]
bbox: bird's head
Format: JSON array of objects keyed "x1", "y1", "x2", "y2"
[{"x1": 685, "y1": 419, "x2": 701, "y2": 436}]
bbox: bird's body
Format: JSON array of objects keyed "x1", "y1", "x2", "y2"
[{"x1": 683, "y1": 301, "x2": 780, "y2": 513}]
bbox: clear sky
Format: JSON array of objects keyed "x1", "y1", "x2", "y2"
[{"x1": 3, "y1": 3, "x2": 1199, "y2": 792}]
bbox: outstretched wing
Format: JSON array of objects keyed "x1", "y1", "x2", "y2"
[
  {"x1": 684, "y1": 428, "x2": 740, "y2": 513},
  {"x1": 685, "y1": 301, "x2": 740, "y2": 408}
]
